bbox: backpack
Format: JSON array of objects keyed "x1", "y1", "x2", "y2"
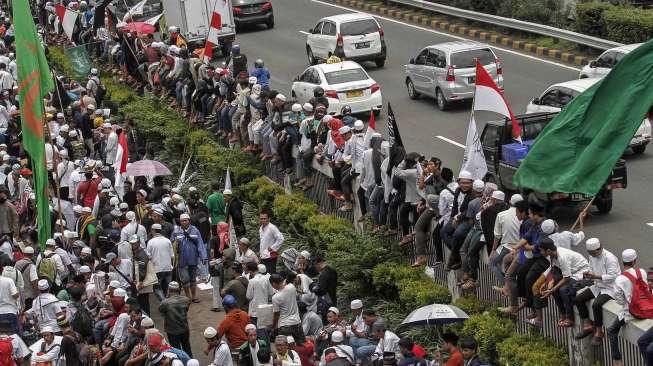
[
  {"x1": 70, "y1": 304, "x2": 94, "y2": 338},
  {"x1": 90, "y1": 77, "x2": 106, "y2": 103},
  {"x1": 0, "y1": 336, "x2": 14, "y2": 366},
  {"x1": 37, "y1": 253, "x2": 57, "y2": 284},
  {"x1": 167, "y1": 347, "x2": 190, "y2": 365},
  {"x1": 622, "y1": 269, "x2": 653, "y2": 319}
]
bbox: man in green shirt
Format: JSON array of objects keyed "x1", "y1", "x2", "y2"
[{"x1": 206, "y1": 182, "x2": 226, "y2": 235}]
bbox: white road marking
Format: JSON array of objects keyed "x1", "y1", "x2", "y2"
[
  {"x1": 647, "y1": 223, "x2": 653, "y2": 228},
  {"x1": 299, "y1": 30, "x2": 310, "y2": 35},
  {"x1": 311, "y1": 0, "x2": 582, "y2": 72},
  {"x1": 436, "y1": 135, "x2": 465, "y2": 148}
]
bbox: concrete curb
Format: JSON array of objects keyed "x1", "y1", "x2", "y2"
[{"x1": 331, "y1": 0, "x2": 589, "y2": 66}]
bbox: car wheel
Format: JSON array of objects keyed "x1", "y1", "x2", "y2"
[
  {"x1": 436, "y1": 88, "x2": 448, "y2": 111},
  {"x1": 306, "y1": 46, "x2": 317, "y2": 65},
  {"x1": 406, "y1": 79, "x2": 419, "y2": 100},
  {"x1": 595, "y1": 189, "x2": 613, "y2": 214},
  {"x1": 375, "y1": 58, "x2": 386, "y2": 68},
  {"x1": 266, "y1": 16, "x2": 275, "y2": 29},
  {"x1": 579, "y1": 74, "x2": 588, "y2": 79},
  {"x1": 633, "y1": 145, "x2": 647, "y2": 154},
  {"x1": 291, "y1": 91, "x2": 297, "y2": 99}
]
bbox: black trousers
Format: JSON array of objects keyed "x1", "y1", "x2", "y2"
[
  {"x1": 522, "y1": 256, "x2": 551, "y2": 309},
  {"x1": 167, "y1": 331, "x2": 193, "y2": 358},
  {"x1": 137, "y1": 293, "x2": 150, "y2": 316},
  {"x1": 398, "y1": 202, "x2": 416, "y2": 237},
  {"x1": 574, "y1": 288, "x2": 613, "y2": 327},
  {"x1": 262, "y1": 257, "x2": 277, "y2": 274},
  {"x1": 357, "y1": 187, "x2": 368, "y2": 215}
]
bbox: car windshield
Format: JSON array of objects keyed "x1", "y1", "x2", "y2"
[
  {"x1": 340, "y1": 19, "x2": 379, "y2": 36},
  {"x1": 324, "y1": 68, "x2": 369, "y2": 84},
  {"x1": 451, "y1": 48, "x2": 496, "y2": 68}
]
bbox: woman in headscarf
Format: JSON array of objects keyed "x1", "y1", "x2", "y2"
[
  {"x1": 247, "y1": 83, "x2": 265, "y2": 153},
  {"x1": 324, "y1": 117, "x2": 346, "y2": 198}
]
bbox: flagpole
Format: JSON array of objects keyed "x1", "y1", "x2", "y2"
[
  {"x1": 41, "y1": 108, "x2": 66, "y2": 238},
  {"x1": 51, "y1": 69, "x2": 67, "y2": 123}
]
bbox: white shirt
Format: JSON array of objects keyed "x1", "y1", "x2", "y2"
[
  {"x1": 550, "y1": 231, "x2": 585, "y2": 250},
  {"x1": 438, "y1": 182, "x2": 458, "y2": 225},
  {"x1": 246, "y1": 273, "x2": 273, "y2": 317},
  {"x1": 319, "y1": 345, "x2": 355, "y2": 366},
  {"x1": 0, "y1": 241, "x2": 11, "y2": 258},
  {"x1": 209, "y1": 341, "x2": 233, "y2": 366},
  {"x1": 359, "y1": 149, "x2": 376, "y2": 191},
  {"x1": 272, "y1": 284, "x2": 301, "y2": 327},
  {"x1": 342, "y1": 133, "x2": 365, "y2": 173},
  {"x1": 236, "y1": 248, "x2": 258, "y2": 264},
  {"x1": 551, "y1": 247, "x2": 590, "y2": 281},
  {"x1": 0, "y1": 276, "x2": 18, "y2": 315},
  {"x1": 29, "y1": 293, "x2": 63, "y2": 332},
  {"x1": 493, "y1": 207, "x2": 521, "y2": 250},
  {"x1": 117, "y1": 241, "x2": 133, "y2": 260},
  {"x1": 29, "y1": 336, "x2": 62, "y2": 366},
  {"x1": 56, "y1": 159, "x2": 75, "y2": 188},
  {"x1": 52, "y1": 198, "x2": 75, "y2": 231},
  {"x1": 104, "y1": 131, "x2": 118, "y2": 164},
  {"x1": 614, "y1": 267, "x2": 648, "y2": 320},
  {"x1": 110, "y1": 313, "x2": 130, "y2": 348},
  {"x1": 110, "y1": 258, "x2": 133, "y2": 289},
  {"x1": 381, "y1": 157, "x2": 391, "y2": 204},
  {"x1": 147, "y1": 235, "x2": 175, "y2": 273},
  {"x1": 587, "y1": 248, "x2": 620, "y2": 297},
  {"x1": 259, "y1": 223, "x2": 283, "y2": 259},
  {"x1": 121, "y1": 222, "x2": 147, "y2": 248},
  {"x1": 0, "y1": 70, "x2": 13, "y2": 90},
  {"x1": 372, "y1": 330, "x2": 400, "y2": 360},
  {"x1": 15, "y1": 259, "x2": 38, "y2": 300},
  {"x1": 0, "y1": 105, "x2": 9, "y2": 133},
  {"x1": 45, "y1": 143, "x2": 58, "y2": 171}
]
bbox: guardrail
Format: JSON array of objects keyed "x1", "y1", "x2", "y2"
[
  {"x1": 383, "y1": 0, "x2": 624, "y2": 50},
  {"x1": 263, "y1": 158, "x2": 652, "y2": 366}
]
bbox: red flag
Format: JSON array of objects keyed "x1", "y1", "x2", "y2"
[
  {"x1": 55, "y1": 4, "x2": 77, "y2": 41},
  {"x1": 473, "y1": 60, "x2": 521, "y2": 142},
  {"x1": 114, "y1": 129, "x2": 129, "y2": 174},
  {"x1": 364, "y1": 108, "x2": 376, "y2": 147}
]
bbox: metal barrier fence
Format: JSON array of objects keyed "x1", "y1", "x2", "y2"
[{"x1": 262, "y1": 157, "x2": 651, "y2": 366}]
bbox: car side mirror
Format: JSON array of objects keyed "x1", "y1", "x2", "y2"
[
  {"x1": 532, "y1": 97, "x2": 540, "y2": 105},
  {"x1": 409, "y1": 58, "x2": 415, "y2": 64},
  {"x1": 589, "y1": 60, "x2": 597, "y2": 68},
  {"x1": 293, "y1": 75, "x2": 300, "y2": 82},
  {"x1": 308, "y1": 28, "x2": 314, "y2": 34}
]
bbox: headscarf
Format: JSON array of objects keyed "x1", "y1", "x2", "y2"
[
  {"x1": 328, "y1": 118, "x2": 345, "y2": 149},
  {"x1": 217, "y1": 221, "x2": 229, "y2": 253}
]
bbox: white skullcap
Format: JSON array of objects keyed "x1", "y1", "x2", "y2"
[
  {"x1": 203, "y1": 327, "x2": 217, "y2": 338},
  {"x1": 102, "y1": 122, "x2": 112, "y2": 128},
  {"x1": 187, "y1": 360, "x2": 200, "y2": 366},
  {"x1": 101, "y1": 178, "x2": 112, "y2": 188},
  {"x1": 303, "y1": 103, "x2": 313, "y2": 112},
  {"x1": 141, "y1": 317, "x2": 154, "y2": 327},
  {"x1": 82, "y1": 206, "x2": 92, "y2": 213},
  {"x1": 113, "y1": 288, "x2": 128, "y2": 297},
  {"x1": 245, "y1": 324, "x2": 257, "y2": 333},
  {"x1": 180, "y1": 213, "x2": 190, "y2": 220},
  {"x1": 472, "y1": 179, "x2": 485, "y2": 192},
  {"x1": 79, "y1": 266, "x2": 91, "y2": 274},
  {"x1": 126, "y1": 211, "x2": 136, "y2": 221},
  {"x1": 22, "y1": 246, "x2": 35, "y2": 254},
  {"x1": 276, "y1": 94, "x2": 286, "y2": 102},
  {"x1": 322, "y1": 115, "x2": 333, "y2": 123},
  {"x1": 458, "y1": 170, "x2": 473, "y2": 180},
  {"x1": 510, "y1": 194, "x2": 524, "y2": 206},
  {"x1": 46, "y1": 238, "x2": 56, "y2": 246},
  {"x1": 287, "y1": 336, "x2": 295, "y2": 344},
  {"x1": 353, "y1": 120, "x2": 364, "y2": 130},
  {"x1": 258, "y1": 264, "x2": 267, "y2": 274},
  {"x1": 541, "y1": 219, "x2": 556, "y2": 235},
  {"x1": 109, "y1": 280, "x2": 121, "y2": 288},
  {"x1": 338, "y1": 126, "x2": 351, "y2": 135},
  {"x1": 59, "y1": 124, "x2": 69, "y2": 132},
  {"x1": 331, "y1": 331, "x2": 344, "y2": 343},
  {"x1": 350, "y1": 299, "x2": 363, "y2": 309},
  {"x1": 151, "y1": 223, "x2": 162, "y2": 230},
  {"x1": 292, "y1": 103, "x2": 302, "y2": 113},
  {"x1": 138, "y1": 189, "x2": 147, "y2": 197},
  {"x1": 327, "y1": 306, "x2": 339, "y2": 315},
  {"x1": 300, "y1": 250, "x2": 311, "y2": 258},
  {"x1": 223, "y1": 189, "x2": 232, "y2": 195},
  {"x1": 129, "y1": 235, "x2": 139, "y2": 243},
  {"x1": 585, "y1": 238, "x2": 601, "y2": 251},
  {"x1": 491, "y1": 191, "x2": 505, "y2": 201},
  {"x1": 38, "y1": 279, "x2": 50, "y2": 290},
  {"x1": 248, "y1": 76, "x2": 257, "y2": 84},
  {"x1": 73, "y1": 205, "x2": 83, "y2": 213},
  {"x1": 119, "y1": 202, "x2": 129, "y2": 209},
  {"x1": 40, "y1": 326, "x2": 55, "y2": 334},
  {"x1": 110, "y1": 197, "x2": 120, "y2": 206},
  {"x1": 622, "y1": 249, "x2": 637, "y2": 262},
  {"x1": 81, "y1": 247, "x2": 92, "y2": 255}
]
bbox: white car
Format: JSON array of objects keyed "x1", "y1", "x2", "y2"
[
  {"x1": 305, "y1": 13, "x2": 387, "y2": 67},
  {"x1": 578, "y1": 43, "x2": 642, "y2": 79},
  {"x1": 291, "y1": 60, "x2": 382, "y2": 116},
  {"x1": 526, "y1": 78, "x2": 651, "y2": 154}
]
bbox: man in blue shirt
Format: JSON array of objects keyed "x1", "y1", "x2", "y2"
[
  {"x1": 171, "y1": 213, "x2": 208, "y2": 303},
  {"x1": 250, "y1": 59, "x2": 270, "y2": 89}
]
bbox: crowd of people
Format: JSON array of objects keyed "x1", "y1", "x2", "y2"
[{"x1": 0, "y1": 0, "x2": 648, "y2": 365}]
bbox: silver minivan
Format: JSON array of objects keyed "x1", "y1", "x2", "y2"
[{"x1": 404, "y1": 41, "x2": 503, "y2": 110}]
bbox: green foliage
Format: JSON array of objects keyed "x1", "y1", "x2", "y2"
[
  {"x1": 272, "y1": 193, "x2": 319, "y2": 231},
  {"x1": 303, "y1": 215, "x2": 356, "y2": 253},
  {"x1": 575, "y1": 2, "x2": 614, "y2": 38},
  {"x1": 460, "y1": 312, "x2": 515, "y2": 364},
  {"x1": 498, "y1": 333, "x2": 568, "y2": 366},
  {"x1": 241, "y1": 177, "x2": 284, "y2": 213},
  {"x1": 452, "y1": 295, "x2": 492, "y2": 315},
  {"x1": 47, "y1": 46, "x2": 75, "y2": 77},
  {"x1": 372, "y1": 262, "x2": 451, "y2": 310},
  {"x1": 603, "y1": 6, "x2": 653, "y2": 44}
]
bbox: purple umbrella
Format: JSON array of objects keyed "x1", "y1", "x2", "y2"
[{"x1": 126, "y1": 160, "x2": 172, "y2": 177}]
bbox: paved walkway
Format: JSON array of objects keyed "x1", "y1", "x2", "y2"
[{"x1": 149, "y1": 286, "x2": 225, "y2": 365}]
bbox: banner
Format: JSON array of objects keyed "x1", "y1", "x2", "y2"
[{"x1": 65, "y1": 45, "x2": 91, "y2": 79}]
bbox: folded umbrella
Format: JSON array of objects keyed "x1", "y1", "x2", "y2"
[
  {"x1": 126, "y1": 160, "x2": 172, "y2": 177},
  {"x1": 399, "y1": 304, "x2": 469, "y2": 328}
]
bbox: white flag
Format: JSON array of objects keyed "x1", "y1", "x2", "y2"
[
  {"x1": 144, "y1": 12, "x2": 164, "y2": 25},
  {"x1": 461, "y1": 114, "x2": 487, "y2": 180},
  {"x1": 122, "y1": 0, "x2": 146, "y2": 22},
  {"x1": 224, "y1": 167, "x2": 232, "y2": 191}
]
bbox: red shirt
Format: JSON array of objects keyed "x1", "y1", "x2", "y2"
[
  {"x1": 445, "y1": 348, "x2": 464, "y2": 366},
  {"x1": 218, "y1": 309, "x2": 250, "y2": 349},
  {"x1": 412, "y1": 344, "x2": 427, "y2": 359},
  {"x1": 77, "y1": 177, "x2": 101, "y2": 207},
  {"x1": 292, "y1": 341, "x2": 315, "y2": 366}
]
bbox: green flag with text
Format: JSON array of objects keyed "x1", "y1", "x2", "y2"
[
  {"x1": 13, "y1": 0, "x2": 55, "y2": 249},
  {"x1": 514, "y1": 40, "x2": 653, "y2": 195},
  {"x1": 65, "y1": 45, "x2": 91, "y2": 79}
]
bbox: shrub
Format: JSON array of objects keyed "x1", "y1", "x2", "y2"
[
  {"x1": 452, "y1": 296, "x2": 492, "y2": 315},
  {"x1": 303, "y1": 215, "x2": 356, "y2": 253},
  {"x1": 603, "y1": 6, "x2": 653, "y2": 44},
  {"x1": 460, "y1": 312, "x2": 515, "y2": 364},
  {"x1": 272, "y1": 193, "x2": 319, "y2": 231},
  {"x1": 372, "y1": 263, "x2": 451, "y2": 309},
  {"x1": 498, "y1": 333, "x2": 568, "y2": 365},
  {"x1": 241, "y1": 177, "x2": 284, "y2": 213},
  {"x1": 575, "y1": 2, "x2": 614, "y2": 38}
]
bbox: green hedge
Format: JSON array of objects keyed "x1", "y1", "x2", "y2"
[
  {"x1": 498, "y1": 333, "x2": 569, "y2": 365},
  {"x1": 575, "y1": 2, "x2": 614, "y2": 38},
  {"x1": 372, "y1": 263, "x2": 451, "y2": 310},
  {"x1": 451, "y1": 295, "x2": 492, "y2": 315},
  {"x1": 459, "y1": 312, "x2": 515, "y2": 364},
  {"x1": 603, "y1": 6, "x2": 653, "y2": 44}
]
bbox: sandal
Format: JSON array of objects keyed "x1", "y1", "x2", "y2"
[
  {"x1": 461, "y1": 280, "x2": 477, "y2": 290},
  {"x1": 192, "y1": 298, "x2": 201, "y2": 303},
  {"x1": 575, "y1": 328, "x2": 594, "y2": 339},
  {"x1": 526, "y1": 318, "x2": 543, "y2": 327}
]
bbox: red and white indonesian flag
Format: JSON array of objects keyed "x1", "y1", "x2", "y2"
[
  {"x1": 114, "y1": 130, "x2": 129, "y2": 195},
  {"x1": 364, "y1": 107, "x2": 376, "y2": 147},
  {"x1": 473, "y1": 60, "x2": 522, "y2": 142},
  {"x1": 201, "y1": 11, "x2": 222, "y2": 63},
  {"x1": 462, "y1": 60, "x2": 520, "y2": 180},
  {"x1": 55, "y1": 4, "x2": 77, "y2": 41}
]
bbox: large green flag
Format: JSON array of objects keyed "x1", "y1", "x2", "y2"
[
  {"x1": 13, "y1": 0, "x2": 55, "y2": 249},
  {"x1": 65, "y1": 45, "x2": 91, "y2": 79},
  {"x1": 513, "y1": 40, "x2": 653, "y2": 196}
]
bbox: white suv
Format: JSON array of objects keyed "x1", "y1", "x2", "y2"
[
  {"x1": 578, "y1": 43, "x2": 642, "y2": 79},
  {"x1": 305, "y1": 13, "x2": 387, "y2": 67}
]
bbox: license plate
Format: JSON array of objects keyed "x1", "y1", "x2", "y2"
[
  {"x1": 243, "y1": 6, "x2": 259, "y2": 13},
  {"x1": 571, "y1": 193, "x2": 585, "y2": 201},
  {"x1": 468, "y1": 76, "x2": 476, "y2": 84},
  {"x1": 355, "y1": 42, "x2": 370, "y2": 49},
  {"x1": 346, "y1": 90, "x2": 363, "y2": 98}
]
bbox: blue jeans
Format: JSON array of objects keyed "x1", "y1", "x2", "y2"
[
  {"x1": 638, "y1": 326, "x2": 653, "y2": 366},
  {"x1": 178, "y1": 265, "x2": 198, "y2": 287},
  {"x1": 0, "y1": 313, "x2": 19, "y2": 335},
  {"x1": 608, "y1": 318, "x2": 626, "y2": 361},
  {"x1": 369, "y1": 185, "x2": 384, "y2": 226},
  {"x1": 490, "y1": 247, "x2": 511, "y2": 285},
  {"x1": 155, "y1": 271, "x2": 172, "y2": 301},
  {"x1": 355, "y1": 344, "x2": 377, "y2": 362}
]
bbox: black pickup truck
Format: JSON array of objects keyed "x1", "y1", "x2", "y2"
[{"x1": 480, "y1": 112, "x2": 627, "y2": 214}]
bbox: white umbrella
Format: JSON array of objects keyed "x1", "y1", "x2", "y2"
[
  {"x1": 400, "y1": 304, "x2": 469, "y2": 328},
  {"x1": 126, "y1": 160, "x2": 172, "y2": 177}
]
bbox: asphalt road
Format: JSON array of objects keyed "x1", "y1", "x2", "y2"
[{"x1": 233, "y1": 0, "x2": 653, "y2": 263}]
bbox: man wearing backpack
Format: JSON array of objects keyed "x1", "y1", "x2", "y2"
[
  {"x1": 27, "y1": 280, "x2": 65, "y2": 333},
  {"x1": 36, "y1": 239, "x2": 67, "y2": 292},
  {"x1": 86, "y1": 68, "x2": 105, "y2": 105},
  {"x1": 15, "y1": 246, "x2": 38, "y2": 309},
  {"x1": 0, "y1": 271, "x2": 19, "y2": 335},
  {"x1": 608, "y1": 249, "x2": 650, "y2": 366},
  {"x1": 0, "y1": 319, "x2": 29, "y2": 365}
]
